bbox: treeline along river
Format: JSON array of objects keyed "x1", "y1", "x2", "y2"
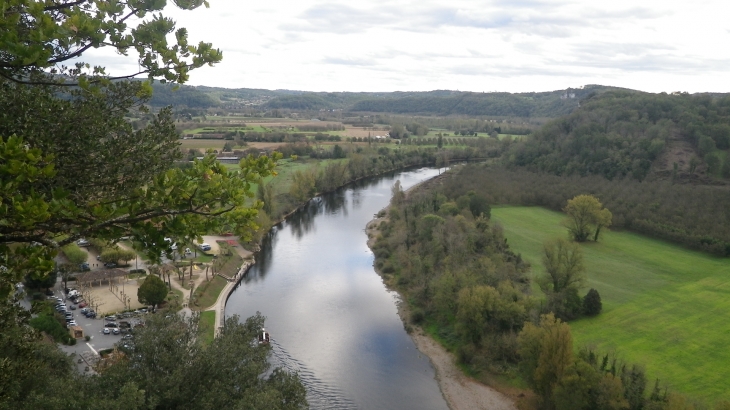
[{"x1": 226, "y1": 167, "x2": 447, "y2": 410}]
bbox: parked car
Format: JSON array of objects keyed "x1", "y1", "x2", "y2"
[
  {"x1": 68, "y1": 320, "x2": 78, "y2": 326},
  {"x1": 112, "y1": 328, "x2": 120, "y2": 335},
  {"x1": 103, "y1": 262, "x2": 117, "y2": 268},
  {"x1": 198, "y1": 243, "x2": 211, "y2": 252},
  {"x1": 104, "y1": 315, "x2": 116, "y2": 321},
  {"x1": 80, "y1": 308, "x2": 89, "y2": 314},
  {"x1": 103, "y1": 328, "x2": 111, "y2": 335},
  {"x1": 85, "y1": 312, "x2": 96, "y2": 319},
  {"x1": 77, "y1": 239, "x2": 90, "y2": 247},
  {"x1": 104, "y1": 323, "x2": 118, "y2": 328},
  {"x1": 69, "y1": 304, "x2": 76, "y2": 310},
  {"x1": 78, "y1": 302, "x2": 87, "y2": 308},
  {"x1": 45, "y1": 289, "x2": 54, "y2": 296},
  {"x1": 79, "y1": 262, "x2": 90, "y2": 271}
]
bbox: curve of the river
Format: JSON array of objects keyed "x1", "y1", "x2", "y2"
[{"x1": 225, "y1": 167, "x2": 448, "y2": 410}]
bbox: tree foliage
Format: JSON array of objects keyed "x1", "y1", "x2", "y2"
[
  {"x1": 137, "y1": 274, "x2": 168, "y2": 309},
  {"x1": 508, "y1": 90, "x2": 730, "y2": 181},
  {"x1": 1, "y1": 0, "x2": 222, "y2": 85},
  {"x1": 539, "y1": 238, "x2": 585, "y2": 294},
  {"x1": 518, "y1": 313, "x2": 574, "y2": 409},
  {"x1": 583, "y1": 288, "x2": 602, "y2": 316},
  {"x1": 563, "y1": 195, "x2": 612, "y2": 242},
  {"x1": 104, "y1": 313, "x2": 308, "y2": 410}
]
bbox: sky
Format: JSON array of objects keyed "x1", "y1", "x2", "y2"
[{"x1": 91, "y1": 0, "x2": 730, "y2": 94}]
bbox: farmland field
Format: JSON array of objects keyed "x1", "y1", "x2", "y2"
[{"x1": 491, "y1": 206, "x2": 730, "y2": 402}]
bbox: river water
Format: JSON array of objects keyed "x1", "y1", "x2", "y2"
[{"x1": 225, "y1": 167, "x2": 448, "y2": 410}]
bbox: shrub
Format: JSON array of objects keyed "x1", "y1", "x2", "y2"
[
  {"x1": 410, "y1": 308, "x2": 425, "y2": 325},
  {"x1": 68, "y1": 337, "x2": 77, "y2": 346},
  {"x1": 85, "y1": 335, "x2": 91, "y2": 341},
  {"x1": 583, "y1": 288, "x2": 603, "y2": 316}
]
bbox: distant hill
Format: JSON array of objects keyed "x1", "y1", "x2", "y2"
[
  {"x1": 146, "y1": 83, "x2": 626, "y2": 118},
  {"x1": 507, "y1": 90, "x2": 730, "y2": 182}
]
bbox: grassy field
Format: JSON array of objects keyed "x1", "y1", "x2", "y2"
[
  {"x1": 192, "y1": 275, "x2": 228, "y2": 310},
  {"x1": 199, "y1": 310, "x2": 216, "y2": 345},
  {"x1": 491, "y1": 206, "x2": 730, "y2": 402}
]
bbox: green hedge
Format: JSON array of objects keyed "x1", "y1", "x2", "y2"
[{"x1": 29, "y1": 314, "x2": 72, "y2": 344}]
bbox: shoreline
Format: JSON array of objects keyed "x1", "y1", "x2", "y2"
[{"x1": 366, "y1": 216, "x2": 518, "y2": 410}]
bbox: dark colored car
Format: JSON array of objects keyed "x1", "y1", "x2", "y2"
[
  {"x1": 79, "y1": 262, "x2": 90, "y2": 271},
  {"x1": 69, "y1": 304, "x2": 76, "y2": 310},
  {"x1": 104, "y1": 323, "x2": 118, "y2": 328},
  {"x1": 103, "y1": 262, "x2": 117, "y2": 268}
]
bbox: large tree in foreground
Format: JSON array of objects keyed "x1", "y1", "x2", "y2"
[
  {"x1": 106, "y1": 313, "x2": 308, "y2": 409},
  {"x1": 0, "y1": 1, "x2": 308, "y2": 408},
  {"x1": 1, "y1": 0, "x2": 221, "y2": 85}
]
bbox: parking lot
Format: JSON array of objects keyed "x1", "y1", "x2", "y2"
[{"x1": 53, "y1": 288, "x2": 147, "y2": 372}]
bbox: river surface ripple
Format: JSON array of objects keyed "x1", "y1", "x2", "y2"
[{"x1": 226, "y1": 167, "x2": 448, "y2": 410}]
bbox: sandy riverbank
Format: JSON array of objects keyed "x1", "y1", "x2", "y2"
[{"x1": 366, "y1": 217, "x2": 517, "y2": 410}]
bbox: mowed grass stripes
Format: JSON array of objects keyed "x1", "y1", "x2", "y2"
[{"x1": 492, "y1": 206, "x2": 730, "y2": 402}]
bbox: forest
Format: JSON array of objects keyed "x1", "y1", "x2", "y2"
[
  {"x1": 146, "y1": 83, "x2": 624, "y2": 118},
  {"x1": 507, "y1": 91, "x2": 730, "y2": 181}
]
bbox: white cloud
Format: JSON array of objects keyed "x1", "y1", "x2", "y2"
[{"x1": 91, "y1": 0, "x2": 730, "y2": 93}]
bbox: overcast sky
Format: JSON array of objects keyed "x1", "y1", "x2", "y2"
[{"x1": 94, "y1": 0, "x2": 730, "y2": 93}]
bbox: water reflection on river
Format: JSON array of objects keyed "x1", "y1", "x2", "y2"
[{"x1": 226, "y1": 167, "x2": 448, "y2": 410}]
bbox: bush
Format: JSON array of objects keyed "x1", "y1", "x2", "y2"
[
  {"x1": 29, "y1": 314, "x2": 70, "y2": 343},
  {"x1": 410, "y1": 308, "x2": 425, "y2": 325},
  {"x1": 583, "y1": 288, "x2": 603, "y2": 316},
  {"x1": 62, "y1": 243, "x2": 88, "y2": 264},
  {"x1": 457, "y1": 344, "x2": 477, "y2": 364},
  {"x1": 67, "y1": 337, "x2": 77, "y2": 346},
  {"x1": 85, "y1": 335, "x2": 91, "y2": 341}
]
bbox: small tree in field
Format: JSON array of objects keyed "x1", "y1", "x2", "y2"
[
  {"x1": 563, "y1": 195, "x2": 612, "y2": 242},
  {"x1": 583, "y1": 288, "x2": 603, "y2": 316}
]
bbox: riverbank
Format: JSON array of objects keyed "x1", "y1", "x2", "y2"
[{"x1": 366, "y1": 216, "x2": 518, "y2": 410}]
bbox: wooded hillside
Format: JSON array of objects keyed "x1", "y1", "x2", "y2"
[{"x1": 508, "y1": 91, "x2": 730, "y2": 182}]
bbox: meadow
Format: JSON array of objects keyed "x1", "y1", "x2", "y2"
[{"x1": 491, "y1": 206, "x2": 730, "y2": 402}]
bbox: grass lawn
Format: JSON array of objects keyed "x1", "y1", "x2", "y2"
[
  {"x1": 492, "y1": 206, "x2": 730, "y2": 402},
  {"x1": 192, "y1": 276, "x2": 228, "y2": 310},
  {"x1": 199, "y1": 310, "x2": 216, "y2": 346}
]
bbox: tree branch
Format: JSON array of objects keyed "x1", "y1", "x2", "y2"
[{"x1": 44, "y1": 0, "x2": 89, "y2": 12}]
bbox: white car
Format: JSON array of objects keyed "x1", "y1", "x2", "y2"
[
  {"x1": 198, "y1": 243, "x2": 211, "y2": 251},
  {"x1": 77, "y1": 239, "x2": 90, "y2": 247}
]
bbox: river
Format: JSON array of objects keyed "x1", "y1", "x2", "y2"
[{"x1": 225, "y1": 167, "x2": 448, "y2": 410}]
